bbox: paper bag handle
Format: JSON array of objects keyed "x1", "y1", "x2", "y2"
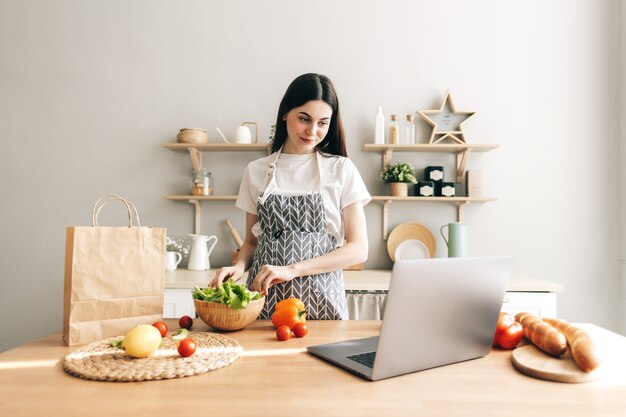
[{"x1": 92, "y1": 194, "x2": 142, "y2": 228}]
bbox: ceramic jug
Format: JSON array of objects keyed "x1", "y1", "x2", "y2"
[
  {"x1": 440, "y1": 222, "x2": 468, "y2": 258},
  {"x1": 165, "y1": 251, "x2": 183, "y2": 272},
  {"x1": 187, "y1": 234, "x2": 218, "y2": 271}
]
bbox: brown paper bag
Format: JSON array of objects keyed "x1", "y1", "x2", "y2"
[{"x1": 63, "y1": 195, "x2": 166, "y2": 346}]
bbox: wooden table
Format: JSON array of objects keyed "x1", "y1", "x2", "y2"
[{"x1": 1, "y1": 320, "x2": 625, "y2": 417}]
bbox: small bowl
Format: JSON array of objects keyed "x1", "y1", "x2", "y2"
[{"x1": 193, "y1": 297, "x2": 265, "y2": 331}]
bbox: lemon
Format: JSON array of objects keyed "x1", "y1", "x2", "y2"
[{"x1": 122, "y1": 325, "x2": 162, "y2": 358}]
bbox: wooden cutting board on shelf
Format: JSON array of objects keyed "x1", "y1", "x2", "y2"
[{"x1": 511, "y1": 324, "x2": 626, "y2": 383}]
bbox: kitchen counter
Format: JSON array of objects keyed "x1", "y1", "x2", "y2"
[
  {"x1": 166, "y1": 269, "x2": 565, "y2": 292},
  {"x1": 1, "y1": 320, "x2": 624, "y2": 417}
]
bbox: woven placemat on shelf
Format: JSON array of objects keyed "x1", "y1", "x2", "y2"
[{"x1": 63, "y1": 332, "x2": 242, "y2": 382}]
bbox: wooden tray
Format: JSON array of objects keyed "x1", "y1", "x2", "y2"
[
  {"x1": 63, "y1": 331, "x2": 242, "y2": 382},
  {"x1": 511, "y1": 324, "x2": 626, "y2": 383},
  {"x1": 511, "y1": 344, "x2": 603, "y2": 383}
]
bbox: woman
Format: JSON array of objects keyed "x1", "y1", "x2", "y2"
[{"x1": 210, "y1": 73, "x2": 370, "y2": 320}]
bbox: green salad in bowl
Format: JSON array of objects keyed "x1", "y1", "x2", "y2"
[{"x1": 192, "y1": 279, "x2": 265, "y2": 331}]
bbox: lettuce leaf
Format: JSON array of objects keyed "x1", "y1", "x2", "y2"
[{"x1": 192, "y1": 278, "x2": 262, "y2": 310}]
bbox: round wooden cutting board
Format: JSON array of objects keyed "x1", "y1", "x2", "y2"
[{"x1": 511, "y1": 344, "x2": 603, "y2": 383}]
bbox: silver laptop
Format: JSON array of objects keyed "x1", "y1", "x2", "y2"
[{"x1": 307, "y1": 256, "x2": 513, "y2": 381}]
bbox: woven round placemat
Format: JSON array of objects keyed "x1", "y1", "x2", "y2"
[{"x1": 63, "y1": 332, "x2": 242, "y2": 382}]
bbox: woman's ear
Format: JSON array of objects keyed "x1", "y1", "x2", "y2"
[{"x1": 282, "y1": 114, "x2": 287, "y2": 121}]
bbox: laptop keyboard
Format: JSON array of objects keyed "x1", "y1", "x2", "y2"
[{"x1": 346, "y1": 351, "x2": 376, "y2": 368}]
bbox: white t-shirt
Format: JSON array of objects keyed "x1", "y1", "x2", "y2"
[{"x1": 236, "y1": 151, "x2": 371, "y2": 245}]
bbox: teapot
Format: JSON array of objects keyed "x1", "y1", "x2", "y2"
[
  {"x1": 216, "y1": 122, "x2": 258, "y2": 144},
  {"x1": 187, "y1": 234, "x2": 218, "y2": 271}
]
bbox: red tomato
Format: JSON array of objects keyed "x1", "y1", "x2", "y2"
[
  {"x1": 492, "y1": 312, "x2": 516, "y2": 347},
  {"x1": 177, "y1": 337, "x2": 197, "y2": 357},
  {"x1": 151, "y1": 321, "x2": 168, "y2": 337},
  {"x1": 179, "y1": 315, "x2": 193, "y2": 330},
  {"x1": 292, "y1": 322, "x2": 308, "y2": 338},
  {"x1": 276, "y1": 325, "x2": 291, "y2": 341},
  {"x1": 498, "y1": 321, "x2": 523, "y2": 349},
  {"x1": 493, "y1": 312, "x2": 523, "y2": 349}
]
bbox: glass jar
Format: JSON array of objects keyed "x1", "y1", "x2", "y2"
[
  {"x1": 389, "y1": 114, "x2": 400, "y2": 144},
  {"x1": 191, "y1": 169, "x2": 213, "y2": 196}
]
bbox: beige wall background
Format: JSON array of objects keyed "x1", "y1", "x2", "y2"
[{"x1": 0, "y1": 0, "x2": 622, "y2": 351}]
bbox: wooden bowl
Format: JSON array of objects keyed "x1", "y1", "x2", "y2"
[
  {"x1": 193, "y1": 297, "x2": 265, "y2": 331},
  {"x1": 177, "y1": 128, "x2": 209, "y2": 144}
]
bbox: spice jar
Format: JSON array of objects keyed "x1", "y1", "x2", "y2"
[
  {"x1": 191, "y1": 169, "x2": 213, "y2": 196},
  {"x1": 389, "y1": 114, "x2": 400, "y2": 144}
]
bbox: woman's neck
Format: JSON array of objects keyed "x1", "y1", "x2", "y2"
[{"x1": 281, "y1": 141, "x2": 317, "y2": 155}]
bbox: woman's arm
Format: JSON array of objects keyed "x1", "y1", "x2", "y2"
[
  {"x1": 210, "y1": 212, "x2": 259, "y2": 287},
  {"x1": 252, "y1": 201, "x2": 368, "y2": 294}
]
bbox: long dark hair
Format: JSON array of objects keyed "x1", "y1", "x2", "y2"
[{"x1": 271, "y1": 73, "x2": 347, "y2": 157}]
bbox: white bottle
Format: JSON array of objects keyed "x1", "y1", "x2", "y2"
[{"x1": 375, "y1": 106, "x2": 385, "y2": 144}]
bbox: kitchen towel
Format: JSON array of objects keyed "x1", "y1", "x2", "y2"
[{"x1": 63, "y1": 195, "x2": 166, "y2": 346}]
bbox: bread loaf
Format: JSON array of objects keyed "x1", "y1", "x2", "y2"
[
  {"x1": 515, "y1": 312, "x2": 567, "y2": 357},
  {"x1": 542, "y1": 318, "x2": 602, "y2": 372}
]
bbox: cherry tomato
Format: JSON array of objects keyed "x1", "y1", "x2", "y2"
[
  {"x1": 275, "y1": 298, "x2": 306, "y2": 312},
  {"x1": 492, "y1": 312, "x2": 523, "y2": 349},
  {"x1": 179, "y1": 315, "x2": 193, "y2": 330},
  {"x1": 498, "y1": 321, "x2": 523, "y2": 349},
  {"x1": 292, "y1": 322, "x2": 308, "y2": 338},
  {"x1": 177, "y1": 337, "x2": 197, "y2": 357},
  {"x1": 151, "y1": 321, "x2": 168, "y2": 337},
  {"x1": 276, "y1": 325, "x2": 291, "y2": 341}
]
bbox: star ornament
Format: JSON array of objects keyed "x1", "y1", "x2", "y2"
[{"x1": 417, "y1": 91, "x2": 475, "y2": 144}]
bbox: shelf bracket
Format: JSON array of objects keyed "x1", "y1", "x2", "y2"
[
  {"x1": 382, "y1": 200, "x2": 390, "y2": 240},
  {"x1": 456, "y1": 150, "x2": 469, "y2": 183},
  {"x1": 188, "y1": 148, "x2": 202, "y2": 172},
  {"x1": 383, "y1": 150, "x2": 392, "y2": 171},
  {"x1": 457, "y1": 202, "x2": 466, "y2": 223},
  {"x1": 188, "y1": 199, "x2": 201, "y2": 234}
]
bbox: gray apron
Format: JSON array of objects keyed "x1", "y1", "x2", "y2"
[{"x1": 247, "y1": 149, "x2": 348, "y2": 320}]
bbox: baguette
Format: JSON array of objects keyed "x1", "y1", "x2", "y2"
[
  {"x1": 514, "y1": 312, "x2": 567, "y2": 357},
  {"x1": 542, "y1": 318, "x2": 602, "y2": 372}
]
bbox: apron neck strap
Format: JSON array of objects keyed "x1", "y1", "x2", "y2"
[{"x1": 258, "y1": 147, "x2": 323, "y2": 204}]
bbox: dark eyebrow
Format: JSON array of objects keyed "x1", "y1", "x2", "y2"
[{"x1": 299, "y1": 112, "x2": 331, "y2": 121}]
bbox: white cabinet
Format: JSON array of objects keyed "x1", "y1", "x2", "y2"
[
  {"x1": 163, "y1": 269, "x2": 563, "y2": 320},
  {"x1": 164, "y1": 288, "x2": 195, "y2": 318},
  {"x1": 500, "y1": 292, "x2": 557, "y2": 318}
]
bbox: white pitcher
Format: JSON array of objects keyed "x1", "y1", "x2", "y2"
[{"x1": 187, "y1": 234, "x2": 218, "y2": 271}]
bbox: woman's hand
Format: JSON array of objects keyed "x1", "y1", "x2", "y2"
[
  {"x1": 209, "y1": 264, "x2": 244, "y2": 288},
  {"x1": 251, "y1": 264, "x2": 297, "y2": 295}
]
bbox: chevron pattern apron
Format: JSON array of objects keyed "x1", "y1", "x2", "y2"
[{"x1": 247, "y1": 150, "x2": 348, "y2": 320}]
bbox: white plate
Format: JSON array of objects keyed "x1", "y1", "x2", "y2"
[{"x1": 394, "y1": 239, "x2": 430, "y2": 261}]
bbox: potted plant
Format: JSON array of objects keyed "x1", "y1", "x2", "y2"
[{"x1": 380, "y1": 162, "x2": 417, "y2": 197}]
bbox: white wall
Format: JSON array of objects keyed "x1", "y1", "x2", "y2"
[{"x1": 0, "y1": 0, "x2": 621, "y2": 351}]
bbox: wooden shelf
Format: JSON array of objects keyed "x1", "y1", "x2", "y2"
[
  {"x1": 162, "y1": 143, "x2": 271, "y2": 152},
  {"x1": 371, "y1": 195, "x2": 498, "y2": 240},
  {"x1": 363, "y1": 143, "x2": 498, "y2": 152},
  {"x1": 370, "y1": 196, "x2": 496, "y2": 202},
  {"x1": 163, "y1": 144, "x2": 270, "y2": 234},
  {"x1": 163, "y1": 195, "x2": 237, "y2": 201},
  {"x1": 364, "y1": 144, "x2": 499, "y2": 239},
  {"x1": 363, "y1": 143, "x2": 498, "y2": 183}
]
